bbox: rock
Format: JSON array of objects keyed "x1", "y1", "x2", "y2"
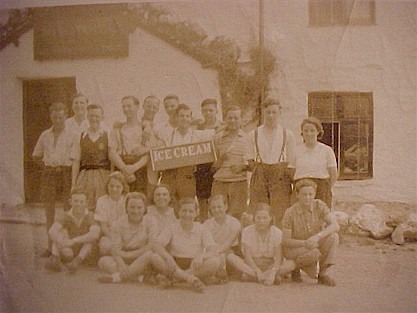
[
  {"x1": 350, "y1": 204, "x2": 393, "y2": 239},
  {"x1": 391, "y1": 213, "x2": 417, "y2": 245}
]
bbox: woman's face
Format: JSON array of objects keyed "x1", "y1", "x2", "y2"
[
  {"x1": 302, "y1": 122, "x2": 319, "y2": 144},
  {"x1": 254, "y1": 210, "x2": 272, "y2": 230},
  {"x1": 153, "y1": 187, "x2": 171, "y2": 207},
  {"x1": 209, "y1": 198, "x2": 227, "y2": 219},
  {"x1": 297, "y1": 186, "x2": 316, "y2": 208},
  {"x1": 72, "y1": 96, "x2": 88, "y2": 118},
  {"x1": 108, "y1": 178, "x2": 124, "y2": 199},
  {"x1": 264, "y1": 104, "x2": 280, "y2": 126},
  {"x1": 127, "y1": 198, "x2": 145, "y2": 223}
]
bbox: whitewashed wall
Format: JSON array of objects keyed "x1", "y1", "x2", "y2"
[{"x1": 0, "y1": 26, "x2": 220, "y2": 206}]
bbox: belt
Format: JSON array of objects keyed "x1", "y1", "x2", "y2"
[
  {"x1": 44, "y1": 166, "x2": 71, "y2": 172},
  {"x1": 81, "y1": 165, "x2": 110, "y2": 171}
]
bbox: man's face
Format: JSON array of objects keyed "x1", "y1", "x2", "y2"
[
  {"x1": 177, "y1": 109, "x2": 193, "y2": 130},
  {"x1": 297, "y1": 186, "x2": 316, "y2": 207},
  {"x1": 127, "y1": 198, "x2": 145, "y2": 223},
  {"x1": 226, "y1": 109, "x2": 242, "y2": 131},
  {"x1": 87, "y1": 108, "x2": 103, "y2": 130},
  {"x1": 264, "y1": 104, "x2": 281, "y2": 126},
  {"x1": 143, "y1": 99, "x2": 160, "y2": 119},
  {"x1": 164, "y1": 99, "x2": 179, "y2": 117},
  {"x1": 122, "y1": 98, "x2": 139, "y2": 119},
  {"x1": 202, "y1": 103, "x2": 217, "y2": 123},
  {"x1": 71, "y1": 194, "x2": 87, "y2": 216},
  {"x1": 72, "y1": 96, "x2": 88, "y2": 118},
  {"x1": 254, "y1": 209, "x2": 272, "y2": 230},
  {"x1": 178, "y1": 203, "x2": 197, "y2": 222},
  {"x1": 209, "y1": 197, "x2": 227, "y2": 219},
  {"x1": 50, "y1": 110, "x2": 67, "y2": 128}
]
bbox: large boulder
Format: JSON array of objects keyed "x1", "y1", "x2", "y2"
[
  {"x1": 391, "y1": 213, "x2": 417, "y2": 245},
  {"x1": 350, "y1": 204, "x2": 393, "y2": 239}
]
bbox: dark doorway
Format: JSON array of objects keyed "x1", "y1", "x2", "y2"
[{"x1": 23, "y1": 77, "x2": 76, "y2": 202}]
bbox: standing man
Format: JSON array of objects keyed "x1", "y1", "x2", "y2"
[
  {"x1": 159, "y1": 103, "x2": 208, "y2": 213},
  {"x1": 195, "y1": 99, "x2": 223, "y2": 222},
  {"x1": 211, "y1": 106, "x2": 254, "y2": 220},
  {"x1": 154, "y1": 94, "x2": 179, "y2": 142},
  {"x1": 32, "y1": 102, "x2": 77, "y2": 256},
  {"x1": 109, "y1": 96, "x2": 149, "y2": 193},
  {"x1": 249, "y1": 99, "x2": 295, "y2": 227},
  {"x1": 65, "y1": 93, "x2": 89, "y2": 135}
]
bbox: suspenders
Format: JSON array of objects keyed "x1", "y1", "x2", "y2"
[{"x1": 254, "y1": 127, "x2": 287, "y2": 164}]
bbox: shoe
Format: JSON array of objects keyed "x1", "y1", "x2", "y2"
[
  {"x1": 318, "y1": 274, "x2": 336, "y2": 287},
  {"x1": 98, "y1": 274, "x2": 116, "y2": 284},
  {"x1": 192, "y1": 278, "x2": 205, "y2": 293},
  {"x1": 45, "y1": 256, "x2": 63, "y2": 272},
  {"x1": 67, "y1": 256, "x2": 82, "y2": 274},
  {"x1": 291, "y1": 270, "x2": 302, "y2": 283}
]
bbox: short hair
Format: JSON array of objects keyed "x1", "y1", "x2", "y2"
[
  {"x1": 179, "y1": 197, "x2": 197, "y2": 209},
  {"x1": 144, "y1": 95, "x2": 160, "y2": 105},
  {"x1": 106, "y1": 171, "x2": 130, "y2": 195},
  {"x1": 71, "y1": 92, "x2": 88, "y2": 104},
  {"x1": 225, "y1": 105, "x2": 241, "y2": 116},
  {"x1": 294, "y1": 179, "x2": 318, "y2": 193},
  {"x1": 176, "y1": 103, "x2": 192, "y2": 116},
  {"x1": 208, "y1": 194, "x2": 227, "y2": 206},
  {"x1": 201, "y1": 98, "x2": 217, "y2": 108},
  {"x1": 126, "y1": 192, "x2": 147, "y2": 208},
  {"x1": 164, "y1": 94, "x2": 179, "y2": 103},
  {"x1": 301, "y1": 116, "x2": 324, "y2": 139},
  {"x1": 151, "y1": 183, "x2": 172, "y2": 205},
  {"x1": 121, "y1": 96, "x2": 140, "y2": 106},
  {"x1": 252, "y1": 202, "x2": 272, "y2": 216},
  {"x1": 49, "y1": 102, "x2": 68, "y2": 114},
  {"x1": 71, "y1": 189, "x2": 87, "y2": 198},
  {"x1": 263, "y1": 99, "x2": 282, "y2": 110},
  {"x1": 87, "y1": 104, "x2": 104, "y2": 114}
]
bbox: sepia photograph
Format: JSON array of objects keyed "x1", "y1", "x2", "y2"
[{"x1": 0, "y1": 0, "x2": 416, "y2": 312}]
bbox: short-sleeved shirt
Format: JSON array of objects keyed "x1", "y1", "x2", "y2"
[
  {"x1": 56, "y1": 210, "x2": 98, "y2": 239},
  {"x1": 156, "y1": 221, "x2": 215, "y2": 258},
  {"x1": 282, "y1": 199, "x2": 330, "y2": 240},
  {"x1": 65, "y1": 117, "x2": 89, "y2": 135},
  {"x1": 213, "y1": 129, "x2": 254, "y2": 182},
  {"x1": 203, "y1": 215, "x2": 241, "y2": 247},
  {"x1": 32, "y1": 126, "x2": 76, "y2": 167},
  {"x1": 111, "y1": 215, "x2": 157, "y2": 251},
  {"x1": 158, "y1": 128, "x2": 210, "y2": 147},
  {"x1": 241, "y1": 225, "x2": 282, "y2": 258},
  {"x1": 109, "y1": 123, "x2": 144, "y2": 155},
  {"x1": 145, "y1": 205, "x2": 177, "y2": 236},
  {"x1": 289, "y1": 142, "x2": 337, "y2": 180},
  {"x1": 94, "y1": 195, "x2": 126, "y2": 230}
]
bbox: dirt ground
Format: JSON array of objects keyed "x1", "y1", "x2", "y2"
[{"x1": 1, "y1": 217, "x2": 416, "y2": 313}]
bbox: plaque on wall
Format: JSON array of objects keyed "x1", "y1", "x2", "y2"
[{"x1": 33, "y1": 4, "x2": 130, "y2": 60}]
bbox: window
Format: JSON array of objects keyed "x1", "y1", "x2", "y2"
[
  {"x1": 309, "y1": 0, "x2": 376, "y2": 26},
  {"x1": 308, "y1": 92, "x2": 373, "y2": 180}
]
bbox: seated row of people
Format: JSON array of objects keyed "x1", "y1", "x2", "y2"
[{"x1": 45, "y1": 178, "x2": 339, "y2": 291}]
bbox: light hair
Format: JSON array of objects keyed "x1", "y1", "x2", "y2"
[
  {"x1": 294, "y1": 179, "x2": 318, "y2": 193},
  {"x1": 126, "y1": 192, "x2": 147, "y2": 208},
  {"x1": 107, "y1": 172, "x2": 130, "y2": 195}
]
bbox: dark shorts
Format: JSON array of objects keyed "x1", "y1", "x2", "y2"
[
  {"x1": 40, "y1": 166, "x2": 72, "y2": 208},
  {"x1": 174, "y1": 257, "x2": 193, "y2": 270},
  {"x1": 195, "y1": 163, "x2": 214, "y2": 199}
]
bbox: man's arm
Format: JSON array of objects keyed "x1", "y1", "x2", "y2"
[
  {"x1": 282, "y1": 228, "x2": 306, "y2": 248},
  {"x1": 70, "y1": 225, "x2": 100, "y2": 245},
  {"x1": 212, "y1": 223, "x2": 241, "y2": 255}
]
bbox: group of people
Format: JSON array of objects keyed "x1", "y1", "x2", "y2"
[{"x1": 32, "y1": 92, "x2": 340, "y2": 291}]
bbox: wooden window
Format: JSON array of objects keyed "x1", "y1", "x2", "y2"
[
  {"x1": 308, "y1": 92, "x2": 373, "y2": 180},
  {"x1": 309, "y1": 0, "x2": 376, "y2": 26}
]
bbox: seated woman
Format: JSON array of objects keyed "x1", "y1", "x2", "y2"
[
  {"x1": 145, "y1": 184, "x2": 177, "y2": 236},
  {"x1": 97, "y1": 192, "x2": 155, "y2": 283},
  {"x1": 150, "y1": 198, "x2": 220, "y2": 292},
  {"x1": 95, "y1": 172, "x2": 129, "y2": 255},
  {"x1": 282, "y1": 179, "x2": 339, "y2": 286},
  {"x1": 233, "y1": 203, "x2": 295, "y2": 286}
]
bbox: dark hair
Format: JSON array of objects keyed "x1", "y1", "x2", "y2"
[
  {"x1": 107, "y1": 171, "x2": 130, "y2": 195},
  {"x1": 179, "y1": 197, "x2": 197, "y2": 210},
  {"x1": 294, "y1": 179, "x2": 318, "y2": 193},
  {"x1": 164, "y1": 94, "x2": 179, "y2": 103},
  {"x1": 126, "y1": 192, "x2": 147, "y2": 209},
  {"x1": 263, "y1": 99, "x2": 282, "y2": 110},
  {"x1": 301, "y1": 116, "x2": 324, "y2": 139},
  {"x1": 151, "y1": 183, "x2": 172, "y2": 205},
  {"x1": 71, "y1": 189, "x2": 87, "y2": 197},
  {"x1": 121, "y1": 96, "x2": 140, "y2": 106},
  {"x1": 144, "y1": 95, "x2": 160, "y2": 105},
  {"x1": 252, "y1": 202, "x2": 272, "y2": 216},
  {"x1": 71, "y1": 93, "x2": 88, "y2": 104},
  {"x1": 225, "y1": 105, "x2": 241, "y2": 116},
  {"x1": 87, "y1": 104, "x2": 104, "y2": 114},
  {"x1": 201, "y1": 98, "x2": 217, "y2": 108},
  {"x1": 176, "y1": 103, "x2": 192, "y2": 116},
  {"x1": 49, "y1": 102, "x2": 68, "y2": 115}
]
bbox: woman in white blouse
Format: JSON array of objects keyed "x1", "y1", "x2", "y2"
[{"x1": 289, "y1": 117, "x2": 337, "y2": 208}]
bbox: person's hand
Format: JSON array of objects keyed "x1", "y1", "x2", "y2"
[
  {"x1": 305, "y1": 235, "x2": 320, "y2": 249},
  {"x1": 230, "y1": 164, "x2": 246, "y2": 174},
  {"x1": 191, "y1": 255, "x2": 203, "y2": 269},
  {"x1": 131, "y1": 146, "x2": 149, "y2": 156}
]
